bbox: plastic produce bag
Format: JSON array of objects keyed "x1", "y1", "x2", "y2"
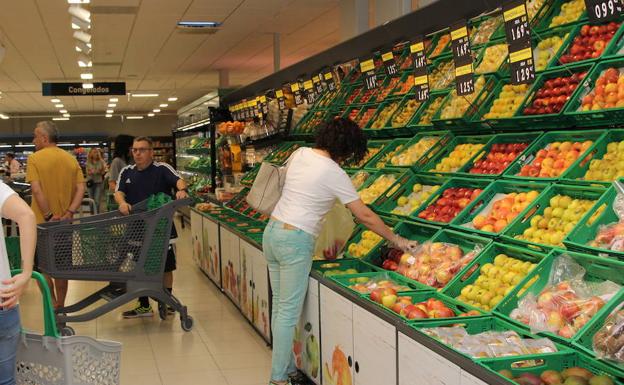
[
  {"x1": 386, "y1": 241, "x2": 483, "y2": 289},
  {"x1": 510, "y1": 254, "x2": 621, "y2": 338},
  {"x1": 590, "y1": 181, "x2": 624, "y2": 251},
  {"x1": 347, "y1": 272, "x2": 411, "y2": 294},
  {"x1": 314, "y1": 201, "x2": 355, "y2": 260},
  {"x1": 593, "y1": 303, "x2": 624, "y2": 364}
]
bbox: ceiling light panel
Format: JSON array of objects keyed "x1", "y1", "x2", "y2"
[
  {"x1": 68, "y1": 5, "x2": 91, "y2": 23},
  {"x1": 159, "y1": 103, "x2": 168, "y2": 108},
  {"x1": 80, "y1": 73, "x2": 93, "y2": 80},
  {"x1": 108, "y1": 103, "x2": 116, "y2": 108},
  {"x1": 167, "y1": 97, "x2": 178, "y2": 102},
  {"x1": 131, "y1": 93, "x2": 158, "y2": 97},
  {"x1": 55, "y1": 104, "x2": 64, "y2": 108}
]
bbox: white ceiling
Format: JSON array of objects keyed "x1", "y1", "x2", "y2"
[{"x1": 0, "y1": 0, "x2": 341, "y2": 117}]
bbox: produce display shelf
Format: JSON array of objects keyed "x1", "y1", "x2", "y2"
[
  {"x1": 469, "y1": 13, "x2": 505, "y2": 47},
  {"x1": 533, "y1": 0, "x2": 588, "y2": 33},
  {"x1": 473, "y1": 39, "x2": 510, "y2": 80},
  {"x1": 362, "y1": 138, "x2": 410, "y2": 171},
  {"x1": 329, "y1": 270, "x2": 430, "y2": 294},
  {"x1": 470, "y1": 79, "x2": 534, "y2": 130},
  {"x1": 384, "y1": 131, "x2": 452, "y2": 171},
  {"x1": 495, "y1": 249, "x2": 624, "y2": 346},
  {"x1": 502, "y1": 129, "x2": 607, "y2": 183},
  {"x1": 564, "y1": 185, "x2": 624, "y2": 260},
  {"x1": 372, "y1": 96, "x2": 423, "y2": 136},
  {"x1": 363, "y1": 97, "x2": 409, "y2": 137},
  {"x1": 343, "y1": 140, "x2": 390, "y2": 171},
  {"x1": 416, "y1": 134, "x2": 494, "y2": 177},
  {"x1": 342, "y1": 219, "x2": 398, "y2": 260},
  {"x1": 450, "y1": 179, "x2": 551, "y2": 239},
  {"x1": 406, "y1": 90, "x2": 449, "y2": 130},
  {"x1": 362, "y1": 221, "x2": 440, "y2": 265},
  {"x1": 442, "y1": 242, "x2": 550, "y2": 313},
  {"x1": 500, "y1": 183, "x2": 607, "y2": 254},
  {"x1": 561, "y1": 129, "x2": 624, "y2": 187},
  {"x1": 530, "y1": 24, "x2": 576, "y2": 73},
  {"x1": 311, "y1": 258, "x2": 381, "y2": 277}
]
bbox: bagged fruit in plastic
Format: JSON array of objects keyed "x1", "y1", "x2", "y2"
[
  {"x1": 347, "y1": 272, "x2": 411, "y2": 296},
  {"x1": 593, "y1": 303, "x2": 624, "y2": 364},
  {"x1": 589, "y1": 181, "x2": 624, "y2": 251},
  {"x1": 510, "y1": 254, "x2": 621, "y2": 338}
]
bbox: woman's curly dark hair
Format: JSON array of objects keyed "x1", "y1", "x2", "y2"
[{"x1": 315, "y1": 117, "x2": 368, "y2": 163}]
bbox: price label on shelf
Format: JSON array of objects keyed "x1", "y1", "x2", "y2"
[
  {"x1": 313, "y1": 75, "x2": 324, "y2": 94},
  {"x1": 450, "y1": 21, "x2": 472, "y2": 66},
  {"x1": 291, "y1": 82, "x2": 304, "y2": 106},
  {"x1": 414, "y1": 74, "x2": 430, "y2": 101},
  {"x1": 410, "y1": 39, "x2": 427, "y2": 73},
  {"x1": 503, "y1": 0, "x2": 532, "y2": 47},
  {"x1": 455, "y1": 63, "x2": 475, "y2": 95},
  {"x1": 303, "y1": 79, "x2": 316, "y2": 105},
  {"x1": 382, "y1": 51, "x2": 399, "y2": 76},
  {"x1": 276, "y1": 89, "x2": 286, "y2": 110},
  {"x1": 360, "y1": 58, "x2": 378, "y2": 90},
  {"x1": 259, "y1": 95, "x2": 268, "y2": 115},
  {"x1": 585, "y1": 0, "x2": 624, "y2": 22},
  {"x1": 323, "y1": 70, "x2": 336, "y2": 91},
  {"x1": 509, "y1": 45, "x2": 536, "y2": 84}
]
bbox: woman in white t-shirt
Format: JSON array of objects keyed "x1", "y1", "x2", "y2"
[
  {"x1": 265, "y1": 118, "x2": 416, "y2": 385},
  {"x1": 0, "y1": 181, "x2": 36, "y2": 384}
]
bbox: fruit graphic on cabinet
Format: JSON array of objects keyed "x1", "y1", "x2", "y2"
[
  {"x1": 294, "y1": 322, "x2": 320, "y2": 381},
  {"x1": 322, "y1": 346, "x2": 352, "y2": 385}
]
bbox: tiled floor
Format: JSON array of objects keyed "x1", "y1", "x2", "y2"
[{"x1": 18, "y1": 217, "x2": 273, "y2": 385}]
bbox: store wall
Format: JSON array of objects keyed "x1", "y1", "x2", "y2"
[{"x1": 0, "y1": 115, "x2": 176, "y2": 139}]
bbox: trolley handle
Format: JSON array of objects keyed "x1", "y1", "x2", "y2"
[
  {"x1": 130, "y1": 197, "x2": 193, "y2": 214},
  {"x1": 10, "y1": 269, "x2": 59, "y2": 338}
]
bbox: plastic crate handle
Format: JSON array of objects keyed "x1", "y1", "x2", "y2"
[{"x1": 11, "y1": 269, "x2": 59, "y2": 338}]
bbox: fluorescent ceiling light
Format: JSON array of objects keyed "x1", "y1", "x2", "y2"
[
  {"x1": 71, "y1": 17, "x2": 90, "y2": 30},
  {"x1": 53, "y1": 117, "x2": 69, "y2": 121},
  {"x1": 106, "y1": 109, "x2": 113, "y2": 114},
  {"x1": 68, "y1": 5, "x2": 91, "y2": 23},
  {"x1": 152, "y1": 109, "x2": 160, "y2": 113},
  {"x1": 159, "y1": 103, "x2": 168, "y2": 108},
  {"x1": 105, "y1": 114, "x2": 112, "y2": 118},
  {"x1": 109, "y1": 98, "x2": 118, "y2": 102},
  {"x1": 73, "y1": 30, "x2": 91, "y2": 44},
  {"x1": 0, "y1": 114, "x2": 8, "y2": 120},
  {"x1": 51, "y1": 99, "x2": 61, "y2": 103},
  {"x1": 75, "y1": 41, "x2": 91, "y2": 54},
  {"x1": 167, "y1": 97, "x2": 178, "y2": 102},
  {"x1": 147, "y1": 113, "x2": 155, "y2": 117},
  {"x1": 77, "y1": 53, "x2": 92, "y2": 67},
  {"x1": 55, "y1": 104, "x2": 64, "y2": 108},
  {"x1": 15, "y1": 144, "x2": 34, "y2": 148},
  {"x1": 68, "y1": 0, "x2": 90, "y2": 4},
  {"x1": 80, "y1": 73, "x2": 93, "y2": 80},
  {"x1": 58, "y1": 143, "x2": 74, "y2": 147},
  {"x1": 63, "y1": 113, "x2": 71, "y2": 117},
  {"x1": 82, "y1": 83, "x2": 94, "y2": 89},
  {"x1": 0, "y1": 145, "x2": 12, "y2": 148},
  {"x1": 177, "y1": 21, "x2": 222, "y2": 27},
  {"x1": 131, "y1": 93, "x2": 158, "y2": 98},
  {"x1": 59, "y1": 109, "x2": 67, "y2": 113},
  {"x1": 108, "y1": 103, "x2": 116, "y2": 108},
  {"x1": 126, "y1": 116, "x2": 143, "y2": 119}
]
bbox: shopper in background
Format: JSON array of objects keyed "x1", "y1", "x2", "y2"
[
  {"x1": 4, "y1": 153, "x2": 20, "y2": 179},
  {"x1": 86, "y1": 148, "x2": 106, "y2": 213},
  {"x1": 0, "y1": 181, "x2": 36, "y2": 385},
  {"x1": 26, "y1": 121, "x2": 85, "y2": 309},
  {"x1": 114, "y1": 136, "x2": 188, "y2": 318},
  {"x1": 107, "y1": 134, "x2": 133, "y2": 192},
  {"x1": 264, "y1": 118, "x2": 417, "y2": 385}
]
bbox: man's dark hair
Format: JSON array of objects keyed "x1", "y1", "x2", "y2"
[
  {"x1": 113, "y1": 135, "x2": 134, "y2": 162},
  {"x1": 134, "y1": 136, "x2": 153, "y2": 148},
  {"x1": 315, "y1": 117, "x2": 367, "y2": 163}
]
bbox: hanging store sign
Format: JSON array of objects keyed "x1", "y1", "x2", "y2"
[
  {"x1": 585, "y1": 0, "x2": 624, "y2": 22},
  {"x1": 323, "y1": 70, "x2": 337, "y2": 91},
  {"x1": 503, "y1": 0, "x2": 536, "y2": 85},
  {"x1": 276, "y1": 89, "x2": 286, "y2": 110},
  {"x1": 303, "y1": 79, "x2": 316, "y2": 105},
  {"x1": 291, "y1": 83, "x2": 304, "y2": 106},
  {"x1": 42, "y1": 82, "x2": 126, "y2": 96},
  {"x1": 410, "y1": 38, "x2": 430, "y2": 102},
  {"x1": 509, "y1": 46, "x2": 536, "y2": 84},
  {"x1": 450, "y1": 21, "x2": 475, "y2": 95},
  {"x1": 455, "y1": 63, "x2": 475, "y2": 96},
  {"x1": 259, "y1": 95, "x2": 268, "y2": 115},
  {"x1": 313, "y1": 75, "x2": 324, "y2": 94},
  {"x1": 360, "y1": 58, "x2": 378, "y2": 90},
  {"x1": 382, "y1": 51, "x2": 399, "y2": 76}
]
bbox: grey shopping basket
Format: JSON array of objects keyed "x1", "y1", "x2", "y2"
[
  {"x1": 16, "y1": 270, "x2": 122, "y2": 385},
  {"x1": 35, "y1": 198, "x2": 194, "y2": 335}
]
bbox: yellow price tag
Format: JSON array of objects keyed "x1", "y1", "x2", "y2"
[
  {"x1": 260, "y1": 95, "x2": 267, "y2": 103},
  {"x1": 504, "y1": 4, "x2": 527, "y2": 22},
  {"x1": 276, "y1": 89, "x2": 284, "y2": 98},
  {"x1": 324, "y1": 72, "x2": 333, "y2": 80},
  {"x1": 410, "y1": 42, "x2": 424, "y2": 53},
  {"x1": 414, "y1": 75, "x2": 428, "y2": 86},
  {"x1": 509, "y1": 47, "x2": 533, "y2": 63},
  {"x1": 455, "y1": 63, "x2": 474, "y2": 77},
  {"x1": 313, "y1": 75, "x2": 320, "y2": 83},
  {"x1": 382, "y1": 52, "x2": 394, "y2": 62},
  {"x1": 291, "y1": 83, "x2": 300, "y2": 92},
  {"x1": 451, "y1": 26, "x2": 468, "y2": 40},
  {"x1": 360, "y1": 59, "x2": 375, "y2": 73},
  {"x1": 303, "y1": 80, "x2": 313, "y2": 90}
]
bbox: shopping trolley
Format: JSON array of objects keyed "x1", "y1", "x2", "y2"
[
  {"x1": 35, "y1": 196, "x2": 194, "y2": 336},
  {"x1": 15, "y1": 269, "x2": 122, "y2": 385}
]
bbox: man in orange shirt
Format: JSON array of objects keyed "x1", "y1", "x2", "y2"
[{"x1": 26, "y1": 121, "x2": 85, "y2": 308}]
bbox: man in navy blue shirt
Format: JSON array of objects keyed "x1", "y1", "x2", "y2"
[{"x1": 115, "y1": 136, "x2": 188, "y2": 318}]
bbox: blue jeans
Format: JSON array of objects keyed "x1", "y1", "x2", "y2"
[
  {"x1": 0, "y1": 307, "x2": 20, "y2": 385},
  {"x1": 87, "y1": 182, "x2": 103, "y2": 213},
  {"x1": 263, "y1": 220, "x2": 315, "y2": 382}
]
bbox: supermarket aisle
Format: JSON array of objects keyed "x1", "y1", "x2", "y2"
[{"x1": 18, "y1": 217, "x2": 273, "y2": 385}]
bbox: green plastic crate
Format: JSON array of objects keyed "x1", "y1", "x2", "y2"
[
  {"x1": 410, "y1": 177, "x2": 492, "y2": 227},
  {"x1": 442, "y1": 242, "x2": 549, "y2": 313},
  {"x1": 374, "y1": 172, "x2": 448, "y2": 220},
  {"x1": 470, "y1": 13, "x2": 505, "y2": 47},
  {"x1": 428, "y1": 55, "x2": 456, "y2": 93},
  {"x1": 531, "y1": 24, "x2": 576, "y2": 73},
  {"x1": 427, "y1": 29, "x2": 451, "y2": 59},
  {"x1": 372, "y1": 73, "x2": 408, "y2": 103},
  {"x1": 481, "y1": 350, "x2": 624, "y2": 385},
  {"x1": 454, "y1": 132, "x2": 544, "y2": 179},
  {"x1": 364, "y1": 98, "x2": 409, "y2": 137},
  {"x1": 552, "y1": 20, "x2": 624, "y2": 69},
  {"x1": 264, "y1": 142, "x2": 305, "y2": 165},
  {"x1": 561, "y1": 129, "x2": 624, "y2": 186},
  {"x1": 500, "y1": 183, "x2": 607, "y2": 254},
  {"x1": 312, "y1": 258, "x2": 380, "y2": 277},
  {"x1": 378, "y1": 96, "x2": 424, "y2": 133},
  {"x1": 358, "y1": 169, "x2": 410, "y2": 207},
  {"x1": 389, "y1": 71, "x2": 416, "y2": 98},
  {"x1": 361, "y1": 289, "x2": 483, "y2": 323},
  {"x1": 502, "y1": 129, "x2": 607, "y2": 183},
  {"x1": 384, "y1": 131, "x2": 452, "y2": 170},
  {"x1": 329, "y1": 271, "x2": 428, "y2": 295},
  {"x1": 406, "y1": 91, "x2": 449, "y2": 130},
  {"x1": 353, "y1": 103, "x2": 380, "y2": 129},
  {"x1": 343, "y1": 220, "x2": 398, "y2": 260},
  {"x1": 470, "y1": 80, "x2": 534, "y2": 130},
  {"x1": 564, "y1": 185, "x2": 624, "y2": 260},
  {"x1": 417, "y1": 134, "x2": 494, "y2": 177},
  {"x1": 495, "y1": 63, "x2": 595, "y2": 130},
  {"x1": 534, "y1": 0, "x2": 587, "y2": 32},
  {"x1": 362, "y1": 221, "x2": 441, "y2": 267},
  {"x1": 343, "y1": 140, "x2": 389, "y2": 170},
  {"x1": 565, "y1": 57, "x2": 624, "y2": 127},
  {"x1": 431, "y1": 75, "x2": 498, "y2": 130},
  {"x1": 496, "y1": 249, "x2": 624, "y2": 345},
  {"x1": 5, "y1": 237, "x2": 20, "y2": 270},
  {"x1": 450, "y1": 179, "x2": 551, "y2": 238},
  {"x1": 473, "y1": 39, "x2": 510, "y2": 80},
  {"x1": 574, "y1": 290, "x2": 624, "y2": 375},
  {"x1": 362, "y1": 138, "x2": 410, "y2": 171}
]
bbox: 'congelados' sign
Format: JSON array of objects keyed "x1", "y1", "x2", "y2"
[{"x1": 42, "y1": 82, "x2": 126, "y2": 96}]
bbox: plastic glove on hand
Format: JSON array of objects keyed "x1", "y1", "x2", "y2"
[{"x1": 392, "y1": 235, "x2": 419, "y2": 254}]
